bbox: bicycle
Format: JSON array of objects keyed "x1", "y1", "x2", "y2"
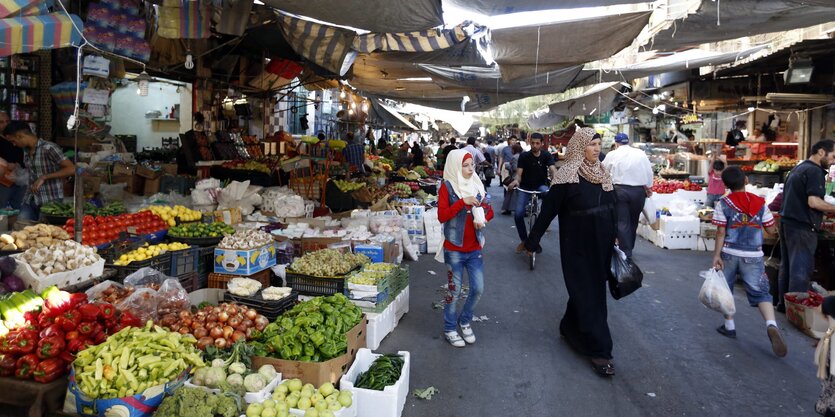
[{"x1": 516, "y1": 188, "x2": 547, "y2": 270}]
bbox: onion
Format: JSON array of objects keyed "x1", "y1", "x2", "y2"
[
  {"x1": 197, "y1": 337, "x2": 214, "y2": 350},
  {"x1": 191, "y1": 321, "x2": 202, "y2": 330},
  {"x1": 178, "y1": 327, "x2": 190, "y2": 334},
  {"x1": 245, "y1": 328, "x2": 253, "y2": 338},
  {"x1": 212, "y1": 306, "x2": 221, "y2": 315},
  {"x1": 207, "y1": 313, "x2": 218, "y2": 323},
  {"x1": 193, "y1": 327, "x2": 208, "y2": 339},
  {"x1": 222, "y1": 326, "x2": 234, "y2": 339},
  {"x1": 182, "y1": 318, "x2": 193, "y2": 328},
  {"x1": 254, "y1": 316, "x2": 269, "y2": 331},
  {"x1": 242, "y1": 319, "x2": 253, "y2": 329},
  {"x1": 245, "y1": 308, "x2": 257, "y2": 320},
  {"x1": 231, "y1": 330, "x2": 246, "y2": 343},
  {"x1": 178, "y1": 310, "x2": 191, "y2": 320},
  {"x1": 210, "y1": 326, "x2": 223, "y2": 339},
  {"x1": 218, "y1": 311, "x2": 229, "y2": 323},
  {"x1": 228, "y1": 316, "x2": 241, "y2": 328},
  {"x1": 170, "y1": 323, "x2": 181, "y2": 331},
  {"x1": 206, "y1": 322, "x2": 219, "y2": 330},
  {"x1": 234, "y1": 323, "x2": 247, "y2": 333},
  {"x1": 214, "y1": 338, "x2": 227, "y2": 349},
  {"x1": 227, "y1": 305, "x2": 238, "y2": 315}
]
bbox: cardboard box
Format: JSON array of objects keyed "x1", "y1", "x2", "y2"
[
  {"x1": 161, "y1": 163, "x2": 178, "y2": 176},
  {"x1": 252, "y1": 319, "x2": 367, "y2": 386},
  {"x1": 785, "y1": 292, "x2": 833, "y2": 339},
  {"x1": 80, "y1": 175, "x2": 102, "y2": 196},
  {"x1": 214, "y1": 208, "x2": 243, "y2": 225},
  {"x1": 214, "y1": 243, "x2": 276, "y2": 275},
  {"x1": 354, "y1": 244, "x2": 384, "y2": 263},
  {"x1": 112, "y1": 162, "x2": 134, "y2": 176},
  {"x1": 135, "y1": 165, "x2": 160, "y2": 179},
  {"x1": 64, "y1": 367, "x2": 188, "y2": 417},
  {"x1": 109, "y1": 174, "x2": 140, "y2": 194},
  {"x1": 143, "y1": 176, "x2": 161, "y2": 196}
]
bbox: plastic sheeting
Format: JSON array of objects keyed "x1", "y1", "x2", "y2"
[
  {"x1": 649, "y1": 0, "x2": 835, "y2": 51},
  {"x1": 369, "y1": 99, "x2": 421, "y2": 130},
  {"x1": 491, "y1": 11, "x2": 652, "y2": 80},
  {"x1": 526, "y1": 83, "x2": 619, "y2": 128},
  {"x1": 260, "y1": 0, "x2": 443, "y2": 33},
  {"x1": 419, "y1": 63, "x2": 584, "y2": 95},
  {"x1": 446, "y1": 0, "x2": 650, "y2": 16}
]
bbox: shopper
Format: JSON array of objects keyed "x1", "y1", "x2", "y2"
[
  {"x1": 726, "y1": 120, "x2": 746, "y2": 147},
  {"x1": 395, "y1": 142, "x2": 411, "y2": 169},
  {"x1": 777, "y1": 139, "x2": 835, "y2": 313},
  {"x1": 706, "y1": 158, "x2": 726, "y2": 208},
  {"x1": 509, "y1": 133, "x2": 557, "y2": 246},
  {"x1": 442, "y1": 139, "x2": 458, "y2": 161},
  {"x1": 463, "y1": 137, "x2": 486, "y2": 165},
  {"x1": 501, "y1": 143, "x2": 523, "y2": 215},
  {"x1": 342, "y1": 132, "x2": 366, "y2": 175},
  {"x1": 410, "y1": 141, "x2": 425, "y2": 168},
  {"x1": 523, "y1": 127, "x2": 618, "y2": 376},
  {"x1": 435, "y1": 140, "x2": 447, "y2": 170},
  {"x1": 710, "y1": 166, "x2": 786, "y2": 357},
  {"x1": 0, "y1": 111, "x2": 24, "y2": 210},
  {"x1": 602, "y1": 132, "x2": 654, "y2": 258},
  {"x1": 437, "y1": 149, "x2": 493, "y2": 348},
  {"x1": 3, "y1": 121, "x2": 75, "y2": 221},
  {"x1": 498, "y1": 136, "x2": 518, "y2": 181}
]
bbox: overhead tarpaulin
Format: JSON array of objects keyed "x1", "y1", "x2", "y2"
[
  {"x1": 261, "y1": 0, "x2": 443, "y2": 33},
  {"x1": 525, "y1": 82, "x2": 619, "y2": 128},
  {"x1": 648, "y1": 1, "x2": 835, "y2": 51},
  {"x1": 492, "y1": 11, "x2": 652, "y2": 80},
  {"x1": 527, "y1": 105, "x2": 568, "y2": 130},
  {"x1": 369, "y1": 99, "x2": 420, "y2": 130},
  {"x1": 419, "y1": 63, "x2": 584, "y2": 95},
  {"x1": 0, "y1": 0, "x2": 34, "y2": 18},
  {"x1": 380, "y1": 34, "x2": 493, "y2": 67},
  {"x1": 278, "y1": 14, "x2": 356, "y2": 76},
  {"x1": 0, "y1": 12, "x2": 82, "y2": 56},
  {"x1": 353, "y1": 22, "x2": 474, "y2": 53},
  {"x1": 400, "y1": 102, "x2": 475, "y2": 135},
  {"x1": 446, "y1": 0, "x2": 651, "y2": 16}
]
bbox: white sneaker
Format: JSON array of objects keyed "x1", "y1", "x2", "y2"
[
  {"x1": 460, "y1": 324, "x2": 476, "y2": 344},
  {"x1": 444, "y1": 331, "x2": 465, "y2": 348}
]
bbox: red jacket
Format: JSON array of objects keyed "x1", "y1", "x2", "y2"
[{"x1": 438, "y1": 182, "x2": 494, "y2": 252}]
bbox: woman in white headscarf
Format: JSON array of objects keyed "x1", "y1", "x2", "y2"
[
  {"x1": 437, "y1": 149, "x2": 494, "y2": 347},
  {"x1": 524, "y1": 127, "x2": 618, "y2": 376}
]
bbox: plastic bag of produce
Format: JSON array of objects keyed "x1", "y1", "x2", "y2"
[
  {"x1": 668, "y1": 198, "x2": 697, "y2": 217},
  {"x1": 607, "y1": 245, "x2": 643, "y2": 300},
  {"x1": 116, "y1": 287, "x2": 160, "y2": 323},
  {"x1": 698, "y1": 269, "x2": 736, "y2": 316},
  {"x1": 157, "y1": 278, "x2": 190, "y2": 317},
  {"x1": 124, "y1": 267, "x2": 174, "y2": 289},
  {"x1": 85, "y1": 280, "x2": 125, "y2": 302}
]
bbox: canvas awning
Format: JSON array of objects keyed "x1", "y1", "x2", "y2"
[
  {"x1": 260, "y1": 0, "x2": 443, "y2": 32},
  {"x1": 446, "y1": 0, "x2": 651, "y2": 16},
  {"x1": 0, "y1": 12, "x2": 82, "y2": 56},
  {"x1": 419, "y1": 63, "x2": 584, "y2": 95},
  {"x1": 369, "y1": 99, "x2": 421, "y2": 130},
  {"x1": 526, "y1": 82, "x2": 619, "y2": 128},
  {"x1": 277, "y1": 14, "x2": 356, "y2": 76}
]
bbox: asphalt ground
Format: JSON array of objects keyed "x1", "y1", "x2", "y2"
[{"x1": 382, "y1": 184, "x2": 821, "y2": 417}]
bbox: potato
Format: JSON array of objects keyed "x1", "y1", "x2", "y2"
[
  {"x1": 0, "y1": 234, "x2": 12, "y2": 245},
  {"x1": 15, "y1": 239, "x2": 28, "y2": 250},
  {"x1": 36, "y1": 237, "x2": 53, "y2": 245},
  {"x1": 1, "y1": 243, "x2": 16, "y2": 250}
]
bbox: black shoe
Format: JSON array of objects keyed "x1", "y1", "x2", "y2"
[
  {"x1": 716, "y1": 325, "x2": 737, "y2": 339},
  {"x1": 501, "y1": 210, "x2": 511, "y2": 216},
  {"x1": 776, "y1": 304, "x2": 786, "y2": 314}
]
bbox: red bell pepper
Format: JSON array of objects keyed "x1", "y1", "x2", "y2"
[
  {"x1": 9, "y1": 330, "x2": 37, "y2": 355},
  {"x1": 119, "y1": 311, "x2": 141, "y2": 329},
  {"x1": 37, "y1": 313, "x2": 56, "y2": 329},
  {"x1": 0, "y1": 355, "x2": 16, "y2": 377},
  {"x1": 36, "y1": 336, "x2": 65, "y2": 360},
  {"x1": 39, "y1": 324, "x2": 64, "y2": 340},
  {"x1": 41, "y1": 286, "x2": 71, "y2": 318},
  {"x1": 57, "y1": 310, "x2": 80, "y2": 332},
  {"x1": 58, "y1": 351, "x2": 74, "y2": 370},
  {"x1": 15, "y1": 354, "x2": 39, "y2": 379},
  {"x1": 32, "y1": 358, "x2": 63, "y2": 383},
  {"x1": 90, "y1": 329, "x2": 107, "y2": 345},
  {"x1": 68, "y1": 293, "x2": 87, "y2": 309},
  {"x1": 66, "y1": 338, "x2": 86, "y2": 354},
  {"x1": 0, "y1": 338, "x2": 13, "y2": 355},
  {"x1": 76, "y1": 304, "x2": 100, "y2": 322},
  {"x1": 98, "y1": 303, "x2": 116, "y2": 321},
  {"x1": 77, "y1": 322, "x2": 95, "y2": 336}
]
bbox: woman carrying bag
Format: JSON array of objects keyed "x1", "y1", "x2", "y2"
[
  {"x1": 437, "y1": 149, "x2": 494, "y2": 347},
  {"x1": 523, "y1": 127, "x2": 619, "y2": 376}
]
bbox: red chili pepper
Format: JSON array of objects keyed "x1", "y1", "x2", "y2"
[
  {"x1": 0, "y1": 355, "x2": 16, "y2": 377},
  {"x1": 15, "y1": 354, "x2": 39, "y2": 379},
  {"x1": 36, "y1": 336, "x2": 65, "y2": 360},
  {"x1": 98, "y1": 303, "x2": 116, "y2": 321},
  {"x1": 32, "y1": 358, "x2": 64, "y2": 383},
  {"x1": 58, "y1": 310, "x2": 80, "y2": 332},
  {"x1": 76, "y1": 304, "x2": 100, "y2": 322},
  {"x1": 39, "y1": 324, "x2": 64, "y2": 340}
]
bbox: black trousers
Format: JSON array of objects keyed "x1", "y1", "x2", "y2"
[{"x1": 614, "y1": 185, "x2": 647, "y2": 258}]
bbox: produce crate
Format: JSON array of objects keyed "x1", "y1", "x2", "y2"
[
  {"x1": 208, "y1": 269, "x2": 271, "y2": 290},
  {"x1": 167, "y1": 235, "x2": 223, "y2": 246},
  {"x1": 39, "y1": 213, "x2": 72, "y2": 225},
  {"x1": 340, "y1": 349, "x2": 410, "y2": 417},
  {"x1": 196, "y1": 246, "x2": 216, "y2": 288},
  {"x1": 177, "y1": 271, "x2": 199, "y2": 293},
  {"x1": 223, "y1": 291, "x2": 298, "y2": 321},
  {"x1": 289, "y1": 175, "x2": 325, "y2": 201},
  {"x1": 348, "y1": 289, "x2": 393, "y2": 314},
  {"x1": 390, "y1": 265, "x2": 409, "y2": 296},
  {"x1": 169, "y1": 247, "x2": 199, "y2": 277},
  {"x1": 285, "y1": 269, "x2": 349, "y2": 296},
  {"x1": 107, "y1": 252, "x2": 172, "y2": 282}
]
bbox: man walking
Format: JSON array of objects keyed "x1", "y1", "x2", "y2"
[
  {"x1": 509, "y1": 133, "x2": 556, "y2": 247},
  {"x1": 602, "y1": 133, "x2": 654, "y2": 258},
  {"x1": 777, "y1": 139, "x2": 835, "y2": 312},
  {"x1": 498, "y1": 136, "x2": 518, "y2": 215},
  {"x1": 0, "y1": 111, "x2": 24, "y2": 210},
  {"x1": 4, "y1": 121, "x2": 75, "y2": 220}
]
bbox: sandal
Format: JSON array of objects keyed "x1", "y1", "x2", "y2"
[{"x1": 591, "y1": 359, "x2": 615, "y2": 377}]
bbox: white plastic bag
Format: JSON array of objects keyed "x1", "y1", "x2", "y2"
[
  {"x1": 642, "y1": 198, "x2": 656, "y2": 224},
  {"x1": 698, "y1": 269, "x2": 736, "y2": 316},
  {"x1": 472, "y1": 206, "x2": 486, "y2": 227},
  {"x1": 668, "y1": 198, "x2": 697, "y2": 217}
]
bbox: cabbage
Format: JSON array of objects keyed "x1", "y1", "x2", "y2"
[
  {"x1": 0, "y1": 257, "x2": 15, "y2": 277},
  {"x1": 192, "y1": 367, "x2": 209, "y2": 386},
  {"x1": 2, "y1": 275, "x2": 24, "y2": 292}
]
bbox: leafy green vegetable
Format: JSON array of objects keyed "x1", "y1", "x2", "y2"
[
  {"x1": 153, "y1": 386, "x2": 241, "y2": 417},
  {"x1": 355, "y1": 354, "x2": 404, "y2": 391}
]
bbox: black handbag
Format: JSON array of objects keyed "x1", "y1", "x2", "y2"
[{"x1": 607, "y1": 245, "x2": 643, "y2": 299}]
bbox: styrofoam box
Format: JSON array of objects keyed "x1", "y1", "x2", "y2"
[
  {"x1": 185, "y1": 373, "x2": 281, "y2": 404},
  {"x1": 655, "y1": 232, "x2": 697, "y2": 250},
  {"x1": 694, "y1": 237, "x2": 716, "y2": 252},
  {"x1": 189, "y1": 288, "x2": 225, "y2": 306},
  {"x1": 394, "y1": 286, "x2": 409, "y2": 324},
  {"x1": 366, "y1": 303, "x2": 397, "y2": 350},
  {"x1": 288, "y1": 395, "x2": 358, "y2": 417},
  {"x1": 12, "y1": 257, "x2": 105, "y2": 293},
  {"x1": 650, "y1": 192, "x2": 677, "y2": 208},
  {"x1": 675, "y1": 189, "x2": 707, "y2": 205},
  {"x1": 340, "y1": 349, "x2": 410, "y2": 417},
  {"x1": 659, "y1": 216, "x2": 700, "y2": 235}
]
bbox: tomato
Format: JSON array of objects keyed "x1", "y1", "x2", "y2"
[{"x1": 67, "y1": 219, "x2": 75, "y2": 227}]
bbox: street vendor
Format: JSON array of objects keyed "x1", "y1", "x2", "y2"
[
  {"x1": 3, "y1": 121, "x2": 75, "y2": 221},
  {"x1": 777, "y1": 139, "x2": 835, "y2": 313}
]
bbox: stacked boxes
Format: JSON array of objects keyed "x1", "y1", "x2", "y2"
[{"x1": 423, "y1": 208, "x2": 443, "y2": 254}]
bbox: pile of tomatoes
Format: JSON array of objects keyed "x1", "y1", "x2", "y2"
[{"x1": 62, "y1": 211, "x2": 169, "y2": 247}]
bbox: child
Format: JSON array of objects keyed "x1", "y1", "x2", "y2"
[
  {"x1": 711, "y1": 166, "x2": 786, "y2": 357},
  {"x1": 706, "y1": 159, "x2": 726, "y2": 209},
  {"x1": 437, "y1": 149, "x2": 494, "y2": 347}
]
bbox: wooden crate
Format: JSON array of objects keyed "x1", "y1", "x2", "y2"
[{"x1": 208, "y1": 269, "x2": 271, "y2": 290}]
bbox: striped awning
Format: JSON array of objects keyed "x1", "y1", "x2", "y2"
[
  {"x1": 277, "y1": 14, "x2": 355, "y2": 76},
  {"x1": 0, "y1": 0, "x2": 34, "y2": 18},
  {"x1": 353, "y1": 23, "x2": 472, "y2": 54},
  {"x1": 0, "y1": 12, "x2": 83, "y2": 56}
]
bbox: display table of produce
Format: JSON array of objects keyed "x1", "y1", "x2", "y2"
[{"x1": 0, "y1": 376, "x2": 69, "y2": 417}]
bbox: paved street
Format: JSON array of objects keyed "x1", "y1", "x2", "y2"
[{"x1": 382, "y1": 185, "x2": 821, "y2": 417}]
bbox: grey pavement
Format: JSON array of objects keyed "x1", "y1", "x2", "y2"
[{"x1": 380, "y1": 185, "x2": 820, "y2": 417}]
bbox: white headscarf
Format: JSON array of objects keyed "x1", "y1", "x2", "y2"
[{"x1": 443, "y1": 149, "x2": 485, "y2": 199}]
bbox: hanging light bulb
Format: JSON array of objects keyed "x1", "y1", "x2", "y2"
[
  {"x1": 348, "y1": 108, "x2": 354, "y2": 115},
  {"x1": 340, "y1": 90, "x2": 346, "y2": 99},
  {"x1": 361, "y1": 101, "x2": 368, "y2": 112},
  {"x1": 351, "y1": 101, "x2": 357, "y2": 110},
  {"x1": 136, "y1": 71, "x2": 151, "y2": 96},
  {"x1": 184, "y1": 51, "x2": 194, "y2": 70}
]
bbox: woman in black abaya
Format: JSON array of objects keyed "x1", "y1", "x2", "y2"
[{"x1": 524, "y1": 127, "x2": 618, "y2": 377}]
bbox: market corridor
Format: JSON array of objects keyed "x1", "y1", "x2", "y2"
[{"x1": 383, "y1": 185, "x2": 821, "y2": 417}]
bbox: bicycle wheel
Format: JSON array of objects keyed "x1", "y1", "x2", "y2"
[{"x1": 528, "y1": 210, "x2": 537, "y2": 270}]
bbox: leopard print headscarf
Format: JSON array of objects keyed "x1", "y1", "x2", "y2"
[{"x1": 551, "y1": 127, "x2": 613, "y2": 191}]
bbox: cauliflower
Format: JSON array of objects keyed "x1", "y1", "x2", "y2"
[
  {"x1": 262, "y1": 286, "x2": 292, "y2": 301},
  {"x1": 227, "y1": 277, "x2": 262, "y2": 296},
  {"x1": 257, "y1": 364, "x2": 277, "y2": 382}
]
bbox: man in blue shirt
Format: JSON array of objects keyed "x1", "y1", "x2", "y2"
[{"x1": 342, "y1": 132, "x2": 366, "y2": 174}]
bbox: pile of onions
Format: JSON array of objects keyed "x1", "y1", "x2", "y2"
[{"x1": 158, "y1": 302, "x2": 270, "y2": 350}]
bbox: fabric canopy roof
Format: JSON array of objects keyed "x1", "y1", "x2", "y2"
[
  {"x1": 491, "y1": 11, "x2": 652, "y2": 80},
  {"x1": 400, "y1": 102, "x2": 475, "y2": 135},
  {"x1": 369, "y1": 99, "x2": 420, "y2": 130},
  {"x1": 527, "y1": 82, "x2": 619, "y2": 128},
  {"x1": 0, "y1": 12, "x2": 82, "y2": 56},
  {"x1": 446, "y1": 0, "x2": 651, "y2": 16},
  {"x1": 648, "y1": 0, "x2": 835, "y2": 51},
  {"x1": 260, "y1": 0, "x2": 443, "y2": 33},
  {"x1": 419, "y1": 63, "x2": 584, "y2": 96}
]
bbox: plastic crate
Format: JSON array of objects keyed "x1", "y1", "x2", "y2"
[
  {"x1": 223, "y1": 291, "x2": 298, "y2": 321},
  {"x1": 170, "y1": 247, "x2": 199, "y2": 277},
  {"x1": 197, "y1": 246, "x2": 216, "y2": 288},
  {"x1": 286, "y1": 270, "x2": 347, "y2": 296},
  {"x1": 208, "y1": 269, "x2": 271, "y2": 290},
  {"x1": 178, "y1": 271, "x2": 199, "y2": 292},
  {"x1": 107, "y1": 252, "x2": 172, "y2": 282}
]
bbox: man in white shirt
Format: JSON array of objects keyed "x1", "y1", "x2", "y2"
[
  {"x1": 464, "y1": 137, "x2": 486, "y2": 165},
  {"x1": 602, "y1": 133, "x2": 654, "y2": 258}
]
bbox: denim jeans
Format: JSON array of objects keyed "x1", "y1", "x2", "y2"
[
  {"x1": 720, "y1": 252, "x2": 772, "y2": 307},
  {"x1": 0, "y1": 184, "x2": 24, "y2": 210},
  {"x1": 443, "y1": 249, "x2": 484, "y2": 332},
  {"x1": 777, "y1": 222, "x2": 817, "y2": 309},
  {"x1": 513, "y1": 185, "x2": 550, "y2": 242},
  {"x1": 705, "y1": 193, "x2": 723, "y2": 209},
  {"x1": 19, "y1": 202, "x2": 40, "y2": 221}
]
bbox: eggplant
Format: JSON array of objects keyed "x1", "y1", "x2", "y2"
[{"x1": 2, "y1": 275, "x2": 24, "y2": 293}]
